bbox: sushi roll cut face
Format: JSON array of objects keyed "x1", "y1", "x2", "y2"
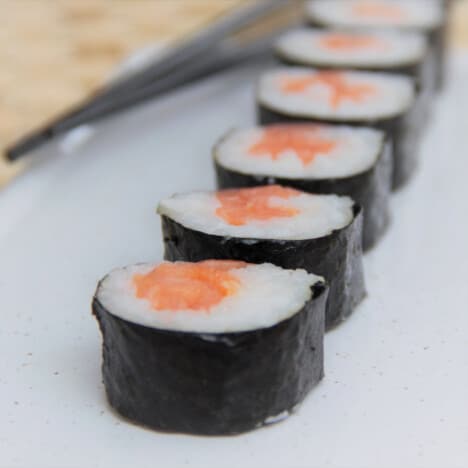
[
  {"x1": 159, "y1": 186, "x2": 366, "y2": 329},
  {"x1": 305, "y1": 0, "x2": 446, "y2": 91},
  {"x1": 257, "y1": 68, "x2": 417, "y2": 190},
  {"x1": 213, "y1": 124, "x2": 390, "y2": 251},
  {"x1": 96, "y1": 260, "x2": 322, "y2": 333},
  {"x1": 93, "y1": 260, "x2": 327, "y2": 435},
  {"x1": 214, "y1": 124, "x2": 384, "y2": 180},
  {"x1": 258, "y1": 68, "x2": 415, "y2": 122},
  {"x1": 305, "y1": 0, "x2": 444, "y2": 31},
  {"x1": 275, "y1": 28, "x2": 428, "y2": 70},
  {"x1": 158, "y1": 185, "x2": 355, "y2": 241}
]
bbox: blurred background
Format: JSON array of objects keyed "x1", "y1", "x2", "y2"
[
  {"x1": 0, "y1": 0, "x2": 467, "y2": 184},
  {"x1": 0, "y1": 0, "x2": 247, "y2": 183}
]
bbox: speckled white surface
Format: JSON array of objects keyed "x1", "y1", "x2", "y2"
[{"x1": 0, "y1": 54, "x2": 467, "y2": 468}]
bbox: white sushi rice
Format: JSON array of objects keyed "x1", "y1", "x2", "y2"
[
  {"x1": 275, "y1": 28, "x2": 427, "y2": 68},
  {"x1": 258, "y1": 67, "x2": 415, "y2": 121},
  {"x1": 215, "y1": 125, "x2": 384, "y2": 179},
  {"x1": 158, "y1": 189, "x2": 354, "y2": 240},
  {"x1": 96, "y1": 262, "x2": 322, "y2": 333},
  {"x1": 306, "y1": 0, "x2": 443, "y2": 30}
]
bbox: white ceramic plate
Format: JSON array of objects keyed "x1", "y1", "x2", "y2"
[{"x1": 0, "y1": 53, "x2": 467, "y2": 468}]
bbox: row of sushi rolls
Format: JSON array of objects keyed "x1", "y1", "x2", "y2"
[{"x1": 93, "y1": 0, "x2": 452, "y2": 435}]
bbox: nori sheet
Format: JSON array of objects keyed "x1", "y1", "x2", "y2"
[
  {"x1": 161, "y1": 205, "x2": 366, "y2": 330},
  {"x1": 214, "y1": 134, "x2": 392, "y2": 251},
  {"x1": 92, "y1": 280, "x2": 328, "y2": 436},
  {"x1": 428, "y1": 23, "x2": 447, "y2": 91}
]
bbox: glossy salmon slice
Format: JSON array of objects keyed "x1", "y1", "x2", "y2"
[
  {"x1": 133, "y1": 260, "x2": 247, "y2": 312},
  {"x1": 216, "y1": 185, "x2": 301, "y2": 226},
  {"x1": 248, "y1": 125, "x2": 337, "y2": 166},
  {"x1": 280, "y1": 71, "x2": 377, "y2": 109},
  {"x1": 352, "y1": 1, "x2": 405, "y2": 20},
  {"x1": 319, "y1": 33, "x2": 386, "y2": 51}
]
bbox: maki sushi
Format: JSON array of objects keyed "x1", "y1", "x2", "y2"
[
  {"x1": 257, "y1": 67, "x2": 416, "y2": 189},
  {"x1": 213, "y1": 123, "x2": 391, "y2": 251},
  {"x1": 305, "y1": 0, "x2": 446, "y2": 90},
  {"x1": 158, "y1": 185, "x2": 365, "y2": 329},
  {"x1": 274, "y1": 28, "x2": 432, "y2": 132},
  {"x1": 275, "y1": 28, "x2": 429, "y2": 75},
  {"x1": 93, "y1": 260, "x2": 328, "y2": 435}
]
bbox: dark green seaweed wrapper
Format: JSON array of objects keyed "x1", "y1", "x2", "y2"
[
  {"x1": 257, "y1": 103, "x2": 416, "y2": 191},
  {"x1": 92, "y1": 280, "x2": 328, "y2": 436},
  {"x1": 214, "y1": 133, "x2": 392, "y2": 251},
  {"x1": 161, "y1": 205, "x2": 365, "y2": 330},
  {"x1": 423, "y1": 13, "x2": 448, "y2": 91}
]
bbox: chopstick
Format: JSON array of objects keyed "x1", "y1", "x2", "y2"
[
  {"x1": 86, "y1": 0, "x2": 291, "y2": 104},
  {"x1": 7, "y1": 37, "x2": 274, "y2": 160},
  {"x1": 6, "y1": 0, "x2": 294, "y2": 161}
]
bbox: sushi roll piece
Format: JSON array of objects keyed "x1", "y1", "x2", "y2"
[
  {"x1": 275, "y1": 28, "x2": 429, "y2": 83},
  {"x1": 213, "y1": 124, "x2": 391, "y2": 251},
  {"x1": 257, "y1": 67, "x2": 416, "y2": 190},
  {"x1": 274, "y1": 28, "x2": 432, "y2": 133},
  {"x1": 158, "y1": 186, "x2": 365, "y2": 329},
  {"x1": 305, "y1": 0, "x2": 446, "y2": 90},
  {"x1": 93, "y1": 260, "x2": 328, "y2": 435}
]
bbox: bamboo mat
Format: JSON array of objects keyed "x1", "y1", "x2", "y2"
[
  {"x1": 0, "y1": 0, "x2": 244, "y2": 185},
  {"x1": 0, "y1": 0, "x2": 467, "y2": 186}
]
